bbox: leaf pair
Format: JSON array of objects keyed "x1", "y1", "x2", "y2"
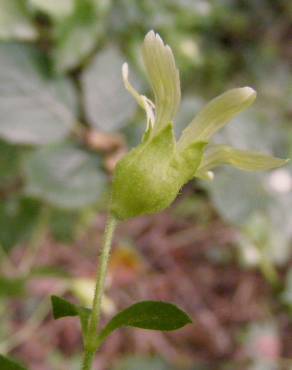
[{"x1": 51, "y1": 295, "x2": 192, "y2": 349}]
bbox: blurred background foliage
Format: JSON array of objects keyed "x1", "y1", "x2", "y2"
[{"x1": 0, "y1": 0, "x2": 291, "y2": 369}]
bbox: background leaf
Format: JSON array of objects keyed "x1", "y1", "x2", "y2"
[
  {"x1": 98, "y1": 301, "x2": 192, "y2": 344},
  {"x1": 0, "y1": 277, "x2": 26, "y2": 298},
  {"x1": 53, "y1": 0, "x2": 100, "y2": 72},
  {"x1": 28, "y1": 0, "x2": 74, "y2": 19},
  {"x1": 24, "y1": 144, "x2": 107, "y2": 209},
  {"x1": 0, "y1": 43, "x2": 76, "y2": 145},
  {"x1": 82, "y1": 47, "x2": 138, "y2": 132},
  {"x1": 0, "y1": 0, "x2": 37, "y2": 41},
  {"x1": 0, "y1": 197, "x2": 41, "y2": 250},
  {"x1": 0, "y1": 354, "x2": 27, "y2": 370},
  {"x1": 205, "y1": 168, "x2": 270, "y2": 225},
  {"x1": 0, "y1": 140, "x2": 22, "y2": 187}
]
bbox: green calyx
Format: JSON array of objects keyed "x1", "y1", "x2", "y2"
[{"x1": 111, "y1": 124, "x2": 206, "y2": 220}]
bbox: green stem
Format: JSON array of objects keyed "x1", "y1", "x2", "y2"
[{"x1": 81, "y1": 214, "x2": 117, "y2": 370}]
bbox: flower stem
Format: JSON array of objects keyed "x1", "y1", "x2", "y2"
[{"x1": 81, "y1": 214, "x2": 117, "y2": 370}]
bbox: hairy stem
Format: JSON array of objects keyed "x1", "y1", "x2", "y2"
[{"x1": 81, "y1": 215, "x2": 117, "y2": 370}]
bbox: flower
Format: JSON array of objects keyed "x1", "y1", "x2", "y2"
[{"x1": 111, "y1": 31, "x2": 288, "y2": 220}]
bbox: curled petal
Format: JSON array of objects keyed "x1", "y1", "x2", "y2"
[
  {"x1": 196, "y1": 144, "x2": 288, "y2": 178},
  {"x1": 122, "y1": 63, "x2": 155, "y2": 130},
  {"x1": 142, "y1": 30, "x2": 181, "y2": 134},
  {"x1": 178, "y1": 87, "x2": 256, "y2": 150}
]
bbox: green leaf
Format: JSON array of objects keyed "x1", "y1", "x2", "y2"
[
  {"x1": 0, "y1": 43, "x2": 76, "y2": 145},
  {"x1": 24, "y1": 144, "x2": 107, "y2": 209},
  {"x1": 0, "y1": 277, "x2": 26, "y2": 298},
  {"x1": 178, "y1": 87, "x2": 256, "y2": 149},
  {"x1": 51, "y1": 295, "x2": 81, "y2": 318},
  {"x1": 0, "y1": 197, "x2": 41, "y2": 250},
  {"x1": 0, "y1": 0, "x2": 37, "y2": 41},
  {"x1": 98, "y1": 301, "x2": 192, "y2": 344},
  {"x1": 49, "y1": 209, "x2": 83, "y2": 243},
  {"x1": 51, "y1": 295, "x2": 90, "y2": 334},
  {"x1": 0, "y1": 140, "x2": 22, "y2": 187},
  {"x1": 0, "y1": 354, "x2": 27, "y2": 370},
  {"x1": 53, "y1": 0, "x2": 100, "y2": 72},
  {"x1": 29, "y1": 0, "x2": 74, "y2": 19},
  {"x1": 82, "y1": 47, "x2": 138, "y2": 132}
]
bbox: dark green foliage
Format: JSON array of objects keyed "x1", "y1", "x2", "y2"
[
  {"x1": 0, "y1": 277, "x2": 26, "y2": 298},
  {"x1": 98, "y1": 300, "x2": 192, "y2": 344},
  {"x1": 0, "y1": 354, "x2": 28, "y2": 370},
  {"x1": 0, "y1": 197, "x2": 41, "y2": 250},
  {"x1": 51, "y1": 295, "x2": 90, "y2": 334}
]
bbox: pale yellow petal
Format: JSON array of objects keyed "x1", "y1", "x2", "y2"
[
  {"x1": 142, "y1": 30, "x2": 181, "y2": 134},
  {"x1": 122, "y1": 62, "x2": 155, "y2": 130},
  {"x1": 197, "y1": 145, "x2": 288, "y2": 174},
  {"x1": 178, "y1": 87, "x2": 256, "y2": 149}
]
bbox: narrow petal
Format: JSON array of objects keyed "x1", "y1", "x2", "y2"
[
  {"x1": 178, "y1": 87, "x2": 256, "y2": 150},
  {"x1": 197, "y1": 145, "x2": 288, "y2": 177},
  {"x1": 142, "y1": 30, "x2": 181, "y2": 134},
  {"x1": 122, "y1": 63, "x2": 155, "y2": 130}
]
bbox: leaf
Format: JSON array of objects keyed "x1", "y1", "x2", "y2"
[
  {"x1": 0, "y1": 0, "x2": 37, "y2": 41},
  {"x1": 0, "y1": 197, "x2": 41, "y2": 250},
  {"x1": 29, "y1": 0, "x2": 74, "y2": 19},
  {"x1": 53, "y1": 0, "x2": 100, "y2": 72},
  {"x1": 204, "y1": 167, "x2": 270, "y2": 225},
  {"x1": 0, "y1": 354, "x2": 27, "y2": 370},
  {"x1": 98, "y1": 301, "x2": 192, "y2": 344},
  {"x1": 0, "y1": 140, "x2": 22, "y2": 187},
  {"x1": 0, "y1": 43, "x2": 76, "y2": 145},
  {"x1": 49, "y1": 209, "x2": 83, "y2": 243},
  {"x1": 82, "y1": 47, "x2": 138, "y2": 132},
  {"x1": 24, "y1": 144, "x2": 107, "y2": 209},
  {"x1": 0, "y1": 277, "x2": 26, "y2": 298},
  {"x1": 51, "y1": 295, "x2": 90, "y2": 334}
]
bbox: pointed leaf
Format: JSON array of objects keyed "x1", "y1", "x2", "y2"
[
  {"x1": 97, "y1": 301, "x2": 192, "y2": 344},
  {"x1": 178, "y1": 87, "x2": 256, "y2": 149},
  {"x1": 51, "y1": 295, "x2": 90, "y2": 334},
  {"x1": 0, "y1": 354, "x2": 28, "y2": 370},
  {"x1": 142, "y1": 31, "x2": 181, "y2": 134},
  {"x1": 197, "y1": 145, "x2": 288, "y2": 176}
]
